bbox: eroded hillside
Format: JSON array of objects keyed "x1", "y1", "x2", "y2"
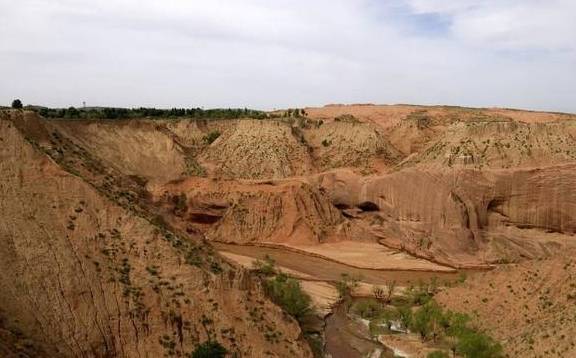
[
  {"x1": 0, "y1": 112, "x2": 311, "y2": 357},
  {"x1": 2, "y1": 103, "x2": 576, "y2": 357}
]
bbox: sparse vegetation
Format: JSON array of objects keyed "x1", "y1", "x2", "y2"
[
  {"x1": 334, "y1": 114, "x2": 358, "y2": 123},
  {"x1": 203, "y1": 130, "x2": 221, "y2": 144},
  {"x1": 252, "y1": 255, "x2": 276, "y2": 276},
  {"x1": 336, "y1": 273, "x2": 360, "y2": 299}
]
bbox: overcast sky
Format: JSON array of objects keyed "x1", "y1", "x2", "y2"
[{"x1": 1, "y1": 0, "x2": 575, "y2": 112}]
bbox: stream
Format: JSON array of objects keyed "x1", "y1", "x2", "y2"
[{"x1": 215, "y1": 243, "x2": 461, "y2": 285}]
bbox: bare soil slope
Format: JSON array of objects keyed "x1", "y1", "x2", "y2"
[
  {"x1": 200, "y1": 120, "x2": 314, "y2": 179},
  {"x1": 0, "y1": 112, "x2": 311, "y2": 357}
]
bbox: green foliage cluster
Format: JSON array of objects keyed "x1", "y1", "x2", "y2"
[
  {"x1": 264, "y1": 272, "x2": 312, "y2": 322},
  {"x1": 252, "y1": 256, "x2": 313, "y2": 322},
  {"x1": 350, "y1": 298, "x2": 412, "y2": 334},
  {"x1": 34, "y1": 106, "x2": 267, "y2": 120},
  {"x1": 189, "y1": 341, "x2": 227, "y2": 358},
  {"x1": 410, "y1": 300, "x2": 503, "y2": 358}
]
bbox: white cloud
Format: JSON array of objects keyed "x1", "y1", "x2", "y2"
[
  {"x1": 0, "y1": 0, "x2": 574, "y2": 112},
  {"x1": 406, "y1": 0, "x2": 576, "y2": 50}
]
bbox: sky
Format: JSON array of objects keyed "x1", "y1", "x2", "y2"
[{"x1": 1, "y1": 0, "x2": 575, "y2": 112}]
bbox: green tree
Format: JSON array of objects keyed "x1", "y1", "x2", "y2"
[
  {"x1": 11, "y1": 99, "x2": 23, "y2": 109},
  {"x1": 456, "y1": 330, "x2": 503, "y2": 358},
  {"x1": 336, "y1": 273, "x2": 360, "y2": 299},
  {"x1": 396, "y1": 305, "x2": 413, "y2": 332},
  {"x1": 427, "y1": 351, "x2": 449, "y2": 358},
  {"x1": 264, "y1": 272, "x2": 311, "y2": 322},
  {"x1": 411, "y1": 300, "x2": 444, "y2": 341},
  {"x1": 190, "y1": 341, "x2": 227, "y2": 358},
  {"x1": 445, "y1": 311, "x2": 471, "y2": 356},
  {"x1": 352, "y1": 299, "x2": 382, "y2": 319},
  {"x1": 66, "y1": 106, "x2": 80, "y2": 118}
]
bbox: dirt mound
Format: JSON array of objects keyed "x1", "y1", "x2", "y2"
[
  {"x1": 398, "y1": 120, "x2": 576, "y2": 170},
  {"x1": 437, "y1": 254, "x2": 576, "y2": 357},
  {"x1": 199, "y1": 120, "x2": 314, "y2": 179},
  {"x1": 0, "y1": 112, "x2": 311, "y2": 357},
  {"x1": 303, "y1": 121, "x2": 401, "y2": 173},
  {"x1": 150, "y1": 177, "x2": 348, "y2": 245}
]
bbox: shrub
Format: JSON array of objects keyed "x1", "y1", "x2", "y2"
[
  {"x1": 252, "y1": 255, "x2": 276, "y2": 276},
  {"x1": 352, "y1": 299, "x2": 383, "y2": 319},
  {"x1": 395, "y1": 304, "x2": 413, "y2": 331},
  {"x1": 427, "y1": 351, "x2": 449, "y2": 358},
  {"x1": 203, "y1": 130, "x2": 221, "y2": 145},
  {"x1": 336, "y1": 273, "x2": 360, "y2": 299},
  {"x1": 66, "y1": 107, "x2": 80, "y2": 118},
  {"x1": 408, "y1": 300, "x2": 503, "y2": 358},
  {"x1": 410, "y1": 300, "x2": 445, "y2": 341},
  {"x1": 190, "y1": 341, "x2": 227, "y2": 358},
  {"x1": 264, "y1": 272, "x2": 311, "y2": 322},
  {"x1": 456, "y1": 330, "x2": 503, "y2": 358},
  {"x1": 334, "y1": 114, "x2": 358, "y2": 123},
  {"x1": 11, "y1": 99, "x2": 23, "y2": 109}
]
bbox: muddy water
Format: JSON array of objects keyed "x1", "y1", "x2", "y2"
[{"x1": 215, "y1": 243, "x2": 461, "y2": 285}]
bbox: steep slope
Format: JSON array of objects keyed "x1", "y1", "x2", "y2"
[
  {"x1": 0, "y1": 112, "x2": 311, "y2": 357},
  {"x1": 436, "y1": 254, "x2": 576, "y2": 357},
  {"x1": 316, "y1": 166, "x2": 576, "y2": 267},
  {"x1": 52, "y1": 119, "x2": 189, "y2": 181},
  {"x1": 149, "y1": 177, "x2": 348, "y2": 245}
]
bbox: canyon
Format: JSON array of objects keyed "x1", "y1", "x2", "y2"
[{"x1": 1, "y1": 104, "x2": 575, "y2": 357}]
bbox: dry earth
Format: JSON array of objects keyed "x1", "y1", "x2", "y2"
[{"x1": 2, "y1": 103, "x2": 576, "y2": 357}]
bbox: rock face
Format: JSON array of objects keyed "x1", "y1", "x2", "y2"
[
  {"x1": 315, "y1": 165, "x2": 576, "y2": 266},
  {"x1": 151, "y1": 177, "x2": 345, "y2": 245},
  {"x1": 0, "y1": 113, "x2": 311, "y2": 357}
]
